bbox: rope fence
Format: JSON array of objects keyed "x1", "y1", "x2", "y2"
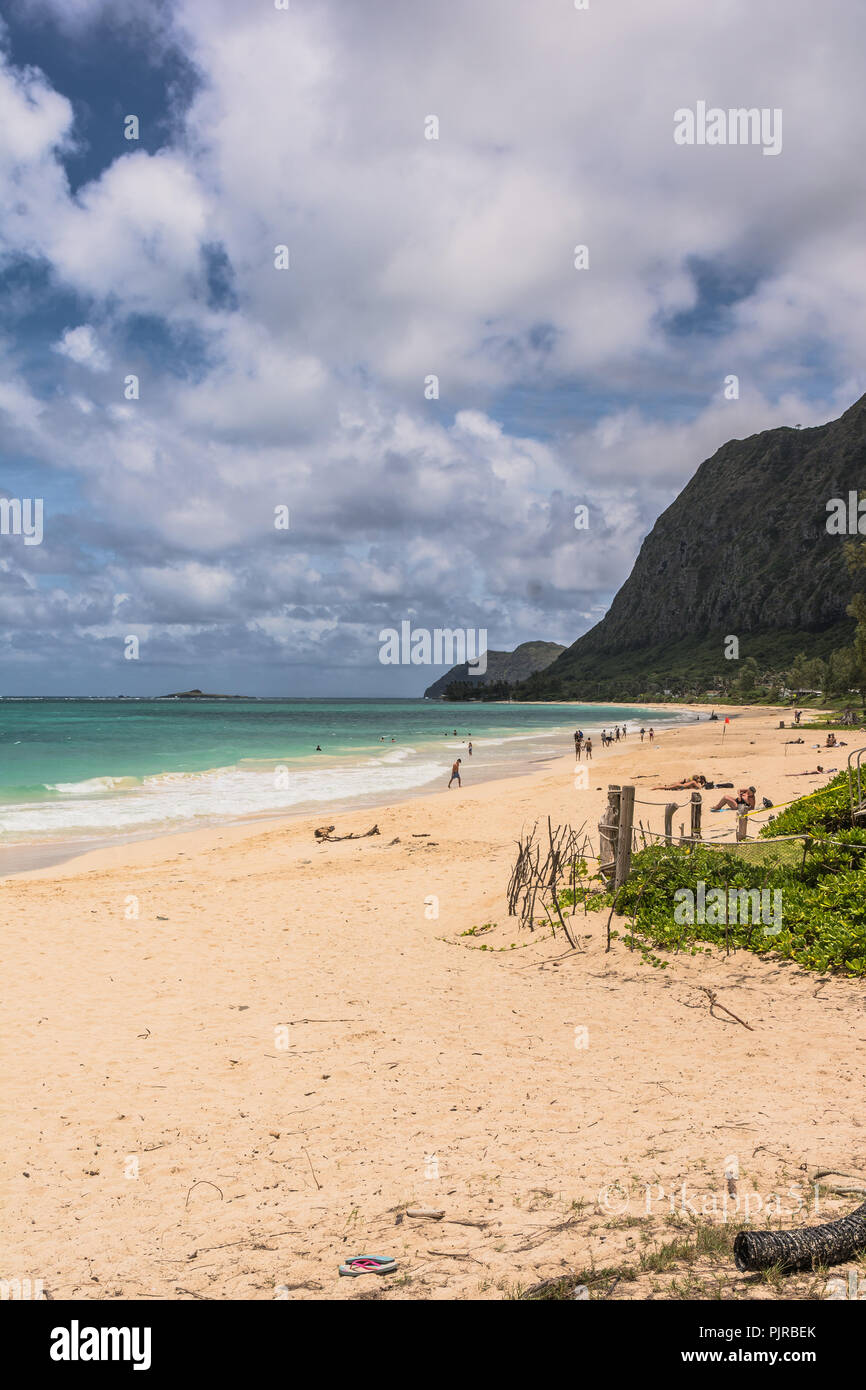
[{"x1": 595, "y1": 782, "x2": 866, "y2": 888}]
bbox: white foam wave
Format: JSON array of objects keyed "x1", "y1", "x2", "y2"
[
  {"x1": 1, "y1": 757, "x2": 445, "y2": 841},
  {"x1": 45, "y1": 775, "x2": 139, "y2": 795}
]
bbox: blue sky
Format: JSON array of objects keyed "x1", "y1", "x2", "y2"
[{"x1": 0, "y1": 0, "x2": 864, "y2": 695}]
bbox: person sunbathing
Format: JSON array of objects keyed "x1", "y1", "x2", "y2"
[
  {"x1": 653, "y1": 773, "x2": 707, "y2": 789},
  {"x1": 711, "y1": 786, "x2": 755, "y2": 813}
]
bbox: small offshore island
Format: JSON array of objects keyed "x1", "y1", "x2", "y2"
[{"x1": 160, "y1": 688, "x2": 249, "y2": 699}]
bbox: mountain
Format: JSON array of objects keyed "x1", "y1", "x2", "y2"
[
  {"x1": 519, "y1": 394, "x2": 866, "y2": 700},
  {"x1": 423, "y1": 641, "x2": 565, "y2": 698}
]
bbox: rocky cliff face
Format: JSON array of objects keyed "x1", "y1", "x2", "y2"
[
  {"x1": 522, "y1": 394, "x2": 866, "y2": 697},
  {"x1": 423, "y1": 640, "x2": 565, "y2": 698}
]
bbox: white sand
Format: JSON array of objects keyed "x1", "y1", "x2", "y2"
[{"x1": 2, "y1": 707, "x2": 864, "y2": 1300}]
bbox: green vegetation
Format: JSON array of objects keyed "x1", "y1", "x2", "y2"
[
  {"x1": 503, "y1": 402, "x2": 866, "y2": 706},
  {"x1": 761, "y1": 770, "x2": 855, "y2": 837},
  {"x1": 510, "y1": 623, "x2": 861, "y2": 706},
  {"x1": 845, "y1": 536, "x2": 866, "y2": 701},
  {"x1": 439, "y1": 624, "x2": 865, "y2": 705},
  {"x1": 569, "y1": 772, "x2": 866, "y2": 976}
]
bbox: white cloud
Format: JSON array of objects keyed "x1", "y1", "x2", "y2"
[
  {"x1": 53, "y1": 325, "x2": 109, "y2": 371},
  {"x1": 1, "y1": 0, "x2": 865, "y2": 685}
]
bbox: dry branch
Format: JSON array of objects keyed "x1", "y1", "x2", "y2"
[{"x1": 507, "y1": 819, "x2": 594, "y2": 949}]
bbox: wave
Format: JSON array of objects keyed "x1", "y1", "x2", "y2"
[
  {"x1": 0, "y1": 756, "x2": 446, "y2": 842},
  {"x1": 0, "y1": 705, "x2": 688, "y2": 846},
  {"x1": 44, "y1": 775, "x2": 140, "y2": 796}
]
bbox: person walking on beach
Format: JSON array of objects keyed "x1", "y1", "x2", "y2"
[
  {"x1": 648, "y1": 727, "x2": 655, "y2": 742},
  {"x1": 615, "y1": 727, "x2": 621, "y2": 742},
  {"x1": 575, "y1": 737, "x2": 582, "y2": 760},
  {"x1": 467, "y1": 741, "x2": 473, "y2": 756},
  {"x1": 639, "y1": 727, "x2": 645, "y2": 742},
  {"x1": 584, "y1": 737, "x2": 593, "y2": 760},
  {"x1": 448, "y1": 758, "x2": 462, "y2": 788}
]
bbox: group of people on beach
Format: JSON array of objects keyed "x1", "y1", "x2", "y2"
[
  {"x1": 653, "y1": 770, "x2": 758, "y2": 815},
  {"x1": 573, "y1": 729, "x2": 593, "y2": 760},
  {"x1": 572, "y1": 723, "x2": 657, "y2": 759},
  {"x1": 651, "y1": 773, "x2": 757, "y2": 813}
]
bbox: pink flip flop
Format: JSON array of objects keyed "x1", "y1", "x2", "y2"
[{"x1": 339, "y1": 1255, "x2": 397, "y2": 1277}]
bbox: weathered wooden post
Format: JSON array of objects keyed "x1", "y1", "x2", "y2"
[
  {"x1": 598, "y1": 784, "x2": 620, "y2": 880},
  {"x1": 664, "y1": 802, "x2": 676, "y2": 845},
  {"x1": 690, "y1": 791, "x2": 702, "y2": 840},
  {"x1": 614, "y1": 785, "x2": 635, "y2": 890},
  {"x1": 736, "y1": 811, "x2": 749, "y2": 841}
]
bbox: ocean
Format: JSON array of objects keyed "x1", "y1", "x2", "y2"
[{"x1": 0, "y1": 698, "x2": 683, "y2": 859}]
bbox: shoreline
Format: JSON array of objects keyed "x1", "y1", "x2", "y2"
[
  {"x1": 0, "y1": 702, "x2": 699, "y2": 880},
  {"x1": 0, "y1": 744, "x2": 562, "y2": 880},
  {"x1": 1, "y1": 701, "x2": 770, "y2": 886}
]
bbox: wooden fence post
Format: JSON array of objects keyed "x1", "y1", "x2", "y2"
[
  {"x1": 598, "y1": 784, "x2": 620, "y2": 880},
  {"x1": 691, "y1": 792, "x2": 702, "y2": 840},
  {"x1": 664, "y1": 802, "x2": 676, "y2": 845},
  {"x1": 736, "y1": 811, "x2": 748, "y2": 841},
  {"x1": 614, "y1": 785, "x2": 635, "y2": 890}
]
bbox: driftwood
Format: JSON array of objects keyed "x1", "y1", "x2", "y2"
[
  {"x1": 314, "y1": 824, "x2": 379, "y2": 841},
  {"x1": 734, "y1": 1199, "x2": 866, "y2": 1273},
  {"x1": 811, "y1": 1168, "x2": 866, "y2": 1199}
]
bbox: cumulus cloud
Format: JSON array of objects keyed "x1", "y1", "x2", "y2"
[
  {"x1": 52, "y1": 325, "x2": 109, "y2": 371},
  {"x1": 0, "y1": 0, "x2": 864, "y2": 690}
]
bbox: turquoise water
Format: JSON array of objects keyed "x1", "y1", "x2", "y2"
[{"x1": 0, "y1": 698, "x2": 680, "y2": 846}]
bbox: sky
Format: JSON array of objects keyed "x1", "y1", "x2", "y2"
[{"x1": 0, "y1": 0, "x2": 864, "y2": 696}]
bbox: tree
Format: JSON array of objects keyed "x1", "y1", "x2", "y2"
[
  {"x1": 844, "y1": 540, "x2": 866, "y2": 701},
  {"x1": 828, "y1": 646, "x2": 855, "y2": 694},
  {"x1": 803, "y1": 656, "x2": 827, "y2": 693},
  {"x1": 737, "y1": 656, "x2": 759, "y2": 694},
  {"x1": 789, "y1": 651, "x2": 811, "y2": 691}
]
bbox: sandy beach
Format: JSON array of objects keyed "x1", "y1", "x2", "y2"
[{"x1": 2, "y1": 707, "x2": 864, "y2": 1301}]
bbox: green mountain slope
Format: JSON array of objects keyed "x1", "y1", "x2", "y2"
[{"x1": 519, "y1": 394, "x2": 866, "y2": 700}]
